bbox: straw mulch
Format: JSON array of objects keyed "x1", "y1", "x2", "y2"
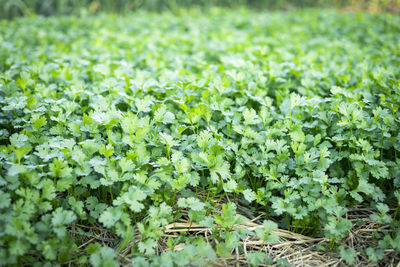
[
  {"x1": 159, "y1": 205, "x2": 400, "y2": 267},
  {"x1": 71, "y1": 204, "x2": 400, "y2": 267}
]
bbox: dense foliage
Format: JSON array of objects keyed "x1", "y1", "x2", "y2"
[
  {"x1": 2, "y1": 0, "x2": 400, "y2": 19},
  {"x1": 0, "y1": 8, "x2": 399, "y2": 266}
]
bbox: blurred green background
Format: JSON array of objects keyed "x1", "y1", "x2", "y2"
[{"x1": 1, "y1": 0, "x2": 400, "y2": 19}]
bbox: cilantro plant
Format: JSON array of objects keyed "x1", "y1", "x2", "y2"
[{"x1": 0, "y1": 7, "x2": 399, "y2": 266}]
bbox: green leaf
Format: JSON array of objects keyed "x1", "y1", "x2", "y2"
[
  {"x1": 119, "y1": 157, "x2": 135, "y2": 173},
  {"x1": 99, "y1": 207, "x2": 122, "y2": 228},
  {"x1": 197, "y1": 130, "x2": 213, "y2": 150},
  {"x1": 68, "y1": 196, "x2": 86, "y2": 219},
  {"x1": 243, "y1": 189, "x2": 256, "y2": 203},
  {"x1": 31, "y1": 114, "x2": 47, "y2": 130},
  {"x1": 0, "y1": 191, "x2": 11, "y2": 209},
  {"x1": 247, "y1": 252, "x2": 267, "y2": 267},
  {"x1": 10, "y1": 239, "x2": 29, "y2": 256},
  {"x1": 365, "y1": 247, "x2": 384, "y2": 262},
  {"x1": 243, "y1": 108, "x2": 259, "y2": 125},
  {"x1": 177, "y1": 197, "x2": 205, "y2": 211},
  {"x1": 114, "y1": 186, "x2": 147, "y2": 212},
  {"x1": 138, "y1": 239, "x2": 157, "y2": 255},
  {"x1": 10, "y1": 133, "x2": 29, "y2": 147},
  {"x1": 90, "y1": 246, "x2": 118, "y2": 267},
  {"x1": 225, "y1": 231, "x2": 239, "y2": 250},
  {"x1": 339, "y1": 246, "x2": 357, "y2": 265},
  {"x1": 160, "y1": 132, "x2": 178, "y2": 149},
  {"x1": 255, "y1": 220, "x2": 279, "y2": 243},
  {"x1": 210, "y1": 161, "x2": 231, "y2": 182},
  {"x1": 214, "y1": 203, "x2": 245, "y2": 229},
  {"x1": 216, "y1": 243, "x2": 232, "y2": 258},
  {"x1": 135, "y1": 98, "x2": 153, "y2": 113},
  {"x1": 51, "y1": 208, "x2": 77, "y2": 237},
  {"x1": 99, "y1": 144, "x2": 114, "y2": 158},
  {"x1": 290, "y1": 130, "x2": 305, "y2": 143}
]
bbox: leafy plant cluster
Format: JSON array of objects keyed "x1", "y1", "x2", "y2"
[
  {"x1": 3, "y1": 0, "x2": 400, "y2": 20},
  {"x1": 0, "y1": 8, "x2": 399, "y2": 266}
]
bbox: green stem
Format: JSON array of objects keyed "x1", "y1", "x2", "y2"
[
  {"x1": 210, "y1": 187, "x2": 218, "y2": 204},
  {"x1": 186, "y1": 221, "x2": 193, "y2": 235},
  {"x1": 206, "y1": 181, "x2": 213, "y2": 202},
  {"x1": 76, "y1": 186, "x2": 83, "y2": 201},
  {"x1": 392, "y1": 207, "x2": 399, "y2": 235},
  {"x1": 371, "y1": 226, "x2": 380, "y2": 245},
  {"x1": 247, "y1": 172, "x2": 255, "y2": 190},
  {"x1": 102, "y1": 186, "x2": 107, "y2": 202},
  {"x1": 256, "y1": 176, "x2": 263, "y2": 189},
  {"x1": 119, "y1": 225, "x2": 131, "y2": 252},
  {"x1": 215, "y1": 192, "x2": 226, "y2": 204},
  {"x1": 202, "y1": 169, "x2": 205, "y2": 200},
  {"x1": 167, "y1": 147, "x2": 171, "y2": 161},
  {"x1": 285, "y1": 215, "x2": 291, "y2": 231},
  {"x1": 172, "y1": 190, "x2": 177, "y2": 207},
  {"x1": 109, "y1": 185, "x2": 114, "y2": 202},
  {"x1": 329, "y1": 239, "x2": 336, "y2": 251}
]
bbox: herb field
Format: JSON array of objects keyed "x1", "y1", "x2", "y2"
[{"x1": 0, "y1": 9, "x2": 400, "y2": 266}]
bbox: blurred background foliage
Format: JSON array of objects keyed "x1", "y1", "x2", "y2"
[{"x1": 1, "y1": 0, "x2": 400, "y2": 19}]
